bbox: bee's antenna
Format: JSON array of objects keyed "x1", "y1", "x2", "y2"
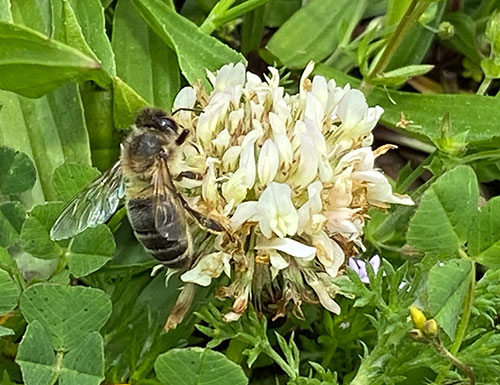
[{"x1": 172, "y1": 107, "x2": 204, "y2": 116}]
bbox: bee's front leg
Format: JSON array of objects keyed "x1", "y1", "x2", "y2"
[{"x1": 174, "y1": 171, "x2": 203, "y2": 181}]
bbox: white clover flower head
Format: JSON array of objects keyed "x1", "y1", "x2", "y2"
[{"x1": 170, "y1": 61, "x2": 413, "y2": 320}]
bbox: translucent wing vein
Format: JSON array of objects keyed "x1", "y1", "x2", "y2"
[{"x1": 50, "y1": 161, "x2": 124, "y2": 240}]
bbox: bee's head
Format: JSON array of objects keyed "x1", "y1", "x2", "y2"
[{"x1": 135, "y1": 108, "x2": 178, "y2": 134}]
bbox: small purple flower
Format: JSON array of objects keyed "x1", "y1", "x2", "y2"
[{"x1": 348, "y1": 255, "x2": 381, "y2": 283}]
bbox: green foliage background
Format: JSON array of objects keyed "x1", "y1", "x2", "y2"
[{"x1": 2, "y1": 0, "x2": 500, "y2": 384}]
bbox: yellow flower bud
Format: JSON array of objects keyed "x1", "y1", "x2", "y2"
[
  {"x1": 423, "y1": 319, "x2": 439, "y2": 338},
  {"x1": 410, "y1": 305, "x2": 426, "y2": 330}
]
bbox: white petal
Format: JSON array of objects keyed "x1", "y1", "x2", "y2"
[
  {"x1": 181, "y1": 267, "x2": 212, "y2": 286},
  {"x1": 305, "y1": 93, "x2": 324, "y2": 127},
  {"x1": 257, "y1": 139, "x2": 279, "y2": 186},
  {"x1": 180, "y1": 252, "x2": 227, "y2": 287},
  {"x1": 230, "y1": 201, "x2": 258, "y2": 230},
  {"x1": 352, "y1": 170, "x2": 414, "y2": 206},
  {"x1": 306, "y1": 277, "x2": 341, "y2": 314},
  {"x1": 222, "y1": 146, "x2": 241, "y2": 172},
  {"x1": 311, "y1": 75, "x2": 329, "y2": 109},
  {"x1": 201, "y1": 162, "x2": 218, "y2": 206},
  {"x1": 273, "y1": 134, "x2": 293, "y2": 167},
  {"x1": 297, "y1": 181, "x2": 323, "y2": 234},
  {"x1": 228, "y1": 109, "x2": 244, "y2": 134},
  {"x1": 269, "y1": 112, "x2": 286, "y2": 134},
  {"x1": 337, "y1": 89, "x2": 367, "y2": 129},
  {"x1": 257, "y1": 182, "x2": 298, "y2": 238},
  {"x1": 269, "y1": 250, "x2": 289, "y2": 270},
  {"x1": 173, "y1": 86, "x2": 196, "y2": 109},
  {"x1": 222, "y1": 169, "x2": 248, "y2": 207},
  {"x1": 211, "y1": 128, "x2": 230, "y2": 152},
  {"x1": 293, "y1": 133, "x2": 318, "y2": 189},
  {"x1": 239, "y1": 129, "x2": 261, "y2": 188},
  {"x1": 312, "y1": 232, "x2": 344, "y2": 277},
  {"x1": 300, "y1": 61, "x2": 315, "y2": 96},
  {"x1": 257, "y1": 237, "x2": 316, "y2": 260}
]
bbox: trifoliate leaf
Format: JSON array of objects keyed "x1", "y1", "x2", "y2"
[
  {"x1": 19, "y1": 283, "x2": 112, "y2": 350},
  {"x1": 154, "y1": 347, "x2": 248, "y2": 385}
]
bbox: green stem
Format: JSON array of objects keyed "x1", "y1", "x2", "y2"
[
  {"x1": 434, "y1": 259, "x2": 475, "y2": 384},
  {"x1": 262, "y1": 342, "x2": 298, "y2": 380},
  {"x1": 350, "y1": 335, "x2": 389, "y2": 385},
  {"x1": 477, "y1": 77, "x2": 493, "y2": 95},
  {"x1": 362, "y1": 0, "x2": 432, "y2": 93},
  {"x1": 200, "y1": 0, "x2": 272, "y2": 34},
  {"x1": 432, "y1": 339, "x2": 475, "y2": 385},
  {"x1": 397, "y1": 152, "x2": 435, "y2": 192},
  {"x1": 200, "y1": 0, "x2": 236, "y2": 34},
  {"x1": 459, "y1": 149, "x2": 500, "y2": 164}
]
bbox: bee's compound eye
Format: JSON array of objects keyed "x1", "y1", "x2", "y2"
[{"x1": 158, "y1": 117, "x2": 177, "y2": 133}]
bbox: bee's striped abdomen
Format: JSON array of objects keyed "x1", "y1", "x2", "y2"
[{"x1": 127, "y1": 197, "x2": 188, "y2": 268}]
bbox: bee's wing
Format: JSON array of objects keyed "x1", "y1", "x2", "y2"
[
  {"x1": 151, "y1": 159, "x2": 187, "y2": 240},
  {"x1": 50, "y1": 161, "x2": 125, "y2": 240}
]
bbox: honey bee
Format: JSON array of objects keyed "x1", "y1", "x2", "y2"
[{"x1": 50, "y1": 108, "x2": 223, "y2": 268}]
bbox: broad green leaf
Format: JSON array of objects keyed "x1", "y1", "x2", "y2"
[
  {"x1": 0, "y1": 22, "x2": 103, "y2": 98},
  {"x1": 264, "y1": 0, "x2": 300, "y2": 28},
  {"x1": 0, "y1": 83, "x2": 91, "y2": 203},
  {"x1": 133, "y1": 0, "x2": 246, "y2": 88},
  {"x1": 241, "y1": 6, "x2": 266, "y2": 55},
  {"x1": 20, "y1": 220, "x2": 63, "y2": 260},
  {"x1": 67, "y1": 225, "x2": 116, "y2": 277},
  {"x1": 59, "y1": 332, "x2": 104, "y2": 385},
  {"x1": 52, "y1": 163, "x2": 100, "y2": 202},
  {"x1": 10, "y1": 0, "x2": 51, "y2": 35},
  {"x1": 30, "y1": 202, "x2": 65, "y2": 229},
  {"x1": 113, "y1": 0, "x2": 180, "y2": 110},
  {"x1": 426, "y1": 259, "x2": 473, "y2": 339},
  {"x1": 0, "y1": 201, "x2": 26, "y2": 247},
  {"x1": 0, "y1": 146, "x2": 36, "y2": 195},
  {"x1": 16, "y1": 321, "x2": 105, "y2": 385},
  {"x1": 314, "y1": 64, "x2": 500, "y2": 147},
  {"x1": 112, "y1": 76, "x2": 149, "y2": 129},
  {"x1": 0, "y1": 0, "x2": 11, "y2": 22},
  {"x1": 266, "y1": 0, "x2": 367, "y2": 69},
  {"x1": 468, "y1": 196, "x2": 500, "y2": 267},
  {"x1": 0, "y1": 268, "x2": 20, "y2": 315},
  {"x1": 155, "y1": 347, "x2": 248, "y2": 385},
  {"x1": 407, "y1": 166, "x2": 479, "y2": 256},
  {"x1": 16, "y1": 320, "x2": 57, "y2": 385},
  {"x1": 50, "y1": 0, "x2": 111, "y2": 88},
  {"x1": 65, "y1": 0, "x2": 116, "y2": 77},
  {"x1": 15, "y1": 251, "x2": 59, "y2": 282},
  {"x1": 475, "y1": 160, "x2": 500, "y2": 183},
  {"x1": 51, "y1": 0, "x2": 95, "y2": 57},
  {"x1": 0, "y1": 325, "x2": 14, "y2": 336},
  {"x1": 20, "y1": 283, "x2": 112, "y2": 351},
  {"x1": 20, "y1": 203, "x2": 64, "y2": 260}
]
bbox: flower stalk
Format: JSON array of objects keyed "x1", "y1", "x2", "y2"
[{"x1": 362, "y1": 0, "x2": 434, "y2": 93}]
